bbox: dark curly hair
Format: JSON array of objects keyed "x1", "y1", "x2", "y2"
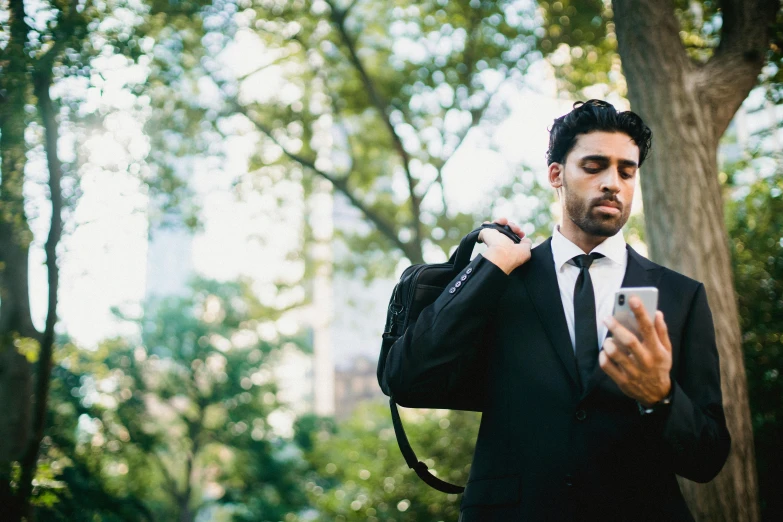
[{"x1": 546, "y1": 100, "x2": 652, "y2": 166}]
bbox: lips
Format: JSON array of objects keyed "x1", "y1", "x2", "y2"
[{"x1": 593, "y1": 200, "x2": 622, "y2": 214}]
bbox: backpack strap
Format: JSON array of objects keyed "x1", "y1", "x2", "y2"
[
  {"x1": 449, "y1": 223, "x2": 522, "y2": 268},
  {"x1": 388, "y1": 397, "x2": 465, "y2": 494}
]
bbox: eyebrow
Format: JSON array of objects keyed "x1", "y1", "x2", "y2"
[{"x1": 579, "y1": 155, "x2": 638, "y2": 168}]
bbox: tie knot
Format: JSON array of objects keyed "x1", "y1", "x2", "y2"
[{"x1": 571, "y1": 253, "x2": 604, "y2": 269}]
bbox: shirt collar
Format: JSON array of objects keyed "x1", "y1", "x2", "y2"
[{"x1": 551, "y1": 224, "x2": 627, "y2": 271}]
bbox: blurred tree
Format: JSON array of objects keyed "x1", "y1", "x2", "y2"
[
  {"x1": 535, "y1": 0, "x2": 622, "y2": 97},
  {"x1": 724, "y1": 151, "x2": 783, "y2": 522},
  {"x1": 0, "y1": 0, "x2": 222, "y2": 518},
  {"x1": 241, "y1": 0, "x2": 550, "y2": 270},
  {"x1": 295, "y1": 402, "x2": 480, "y2": 522},
  {"x1": 0, "y1": 0, "x2": 146, "y2": 518},
  {"x1": 36, "y1": 279, "x2": 310, "y2": 521},
  {"x1": 140, "y1": 0, "x2": 556, "y2": 282}
]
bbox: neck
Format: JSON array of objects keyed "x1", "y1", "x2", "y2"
[{"x1": 558, "y1": 220, "x2": 609, "y2": 254}]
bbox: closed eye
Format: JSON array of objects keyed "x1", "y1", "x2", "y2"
[{"x1": 583, "y1": 164, "x2": 603, "y2": 173}]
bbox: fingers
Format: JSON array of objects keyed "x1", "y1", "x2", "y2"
[
  {"x1": 508, "y1": 222, "x2": 525, "y2": 237},
  {"x1": 654, "y1": 311, "x2": 672, "y2": 353},
  {"x1": 603, "y1": 316, "x2": 652, "y2": 368},
  {"x1": 599, "y1": 348, "x2": 627, "y2": 384},
  {"x1": 602, "y1": 338, "x2": 639, "y2": 378},
  {"x1": 628, "y1": 296, "x2": 657, "y2": 343},
  {"x1": 480, "y1": 217, "x2": 527, "y2": 244}
]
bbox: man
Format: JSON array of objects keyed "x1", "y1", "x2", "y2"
[{"x1": 382, "y1": 100, "x2": 730, "y2": 521}]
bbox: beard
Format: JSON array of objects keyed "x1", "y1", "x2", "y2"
[{"x1": 562, "y1": 185, "x2": 630, "y2": 238}]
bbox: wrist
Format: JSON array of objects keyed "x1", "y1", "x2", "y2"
[
  {"x1": 638, "y1": 384, "x2": 673, "y2": 415},
  {"x1": 640, "y1": 379, "x2": 672, "y2": 408}
]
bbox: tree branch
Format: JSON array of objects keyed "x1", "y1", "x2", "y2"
[
  {"x1": 421, "y1": 8, "x2": 500, "y2": 215},
  {"x1": 236, "y1": 52, "x2": 297, "y2": 82},
  {"x1": 243, "y1": 110, "x2": 418, "y2": 259},
  {"x1": 151, "y1": 451, "x2": 180, "y2": 499},
  {"x1": 425, "y1": 83, "x2": 502, "y2": 207},
  {"x1": 325, "y1": 0, "x2": 424, "y2": 249},
  {"x1": 699, "y1": 0, "x2": 781, "y2": 136},
  {"x1": 343, "y1": 0, "x2": 361, "y2": 19},
  {"x1": 36, "y1": 0, "x2": 83, "y2": 75},
  {"x1": 234, "y1": 12, "x2": 422, "y2": 260}
]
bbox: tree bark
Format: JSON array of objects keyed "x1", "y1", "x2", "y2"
[
  {"x1": 612, "y1": 0, "x2": 779, "y2": 520},
  {"x1": 0, "y1": 0, "x2": 37, "y2": 340},
  {"x1": 0, "y1": 0, "x2": 36, "y2": 516}
]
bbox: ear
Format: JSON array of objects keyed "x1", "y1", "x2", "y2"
[{"x1": 548, "y1": 163, "x2": 564, "y2": 189}]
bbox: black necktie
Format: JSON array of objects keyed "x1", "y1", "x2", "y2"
[{"x1": 572, "y1": 253, "x2": 604, "y2": 390}]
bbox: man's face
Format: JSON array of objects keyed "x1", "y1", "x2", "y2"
[{"x1": 550, "y1": 131, "x2": 639, "y2": 238}]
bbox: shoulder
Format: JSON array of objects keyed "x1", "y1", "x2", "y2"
[
  {"x1": 627, "y1": 247, "x2": 713, "y2": 328},
  {"x1": 627, "y1": 245, "x2": 703, "y2": 293}
]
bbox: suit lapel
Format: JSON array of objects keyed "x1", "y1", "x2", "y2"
[
  {"x1": 581, "y1": 244, "x2": 664, "y2": 399},
  {"x1": 521, "y1": 238, "x2": 580, "y2": 388},
  {"x1": 620, "y1": 244, "x2": 662, "y2": 288}
]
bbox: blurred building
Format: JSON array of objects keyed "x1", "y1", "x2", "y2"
[
  {"x1": 306, "y1": 177, "x2": 336, "y2": 416},
  {"x1": 326, "y1": 187, "x2": 397, "y2": 418},
  {"x1": 334, "y1": 356, "x2": 386, "y2": 420}
]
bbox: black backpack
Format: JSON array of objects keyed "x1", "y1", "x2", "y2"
[{"x1": 376, "y1": 223, "x2": 521, "y2": 493}]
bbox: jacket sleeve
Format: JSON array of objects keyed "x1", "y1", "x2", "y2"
[
  {"x1": 382, "y1": 254, "x2": 509, "y2": 410},
  {"x1": 652, "y1": 283, "x2": 731, "y2": 482}
]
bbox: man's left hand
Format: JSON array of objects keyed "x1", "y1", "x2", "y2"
[{"x1": 600, "y1": 297, "x2": 673, "y2": 407}]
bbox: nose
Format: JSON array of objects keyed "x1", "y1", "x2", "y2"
[{"x1": 600, "y1": 167, "x2": 621, "y2": 194}]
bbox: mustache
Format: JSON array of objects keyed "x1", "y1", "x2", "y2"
[{"x1": 591, "y1": 195, "x2": 623, "y2": 209}]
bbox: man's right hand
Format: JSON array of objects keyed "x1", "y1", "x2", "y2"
[{"x1": 479, "y1": 217, "x2": 533, "y2": 275}]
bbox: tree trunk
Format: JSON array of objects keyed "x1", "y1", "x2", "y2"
[
  {"x1": 177, "y1": 499, "x2": 194, "y2": 522},
  {"x1": 14, "y1": 68, "x2": 66, "y2": 522},
  {"x1": 612, "y1": 0, "x2": 779, "y2": 520},
  {"x1": 0, "y1": 0, "x2": 36, "y2": 516}
]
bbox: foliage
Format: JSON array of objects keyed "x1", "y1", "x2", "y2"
[
  {"x1": 726, "y1": 162, "x2": 783, "y2": 522},
  {"x1": 534, "y1": 0, "x2": 621, "y2": 96},
  {"x1": 763, "y1": 6, "x2": 783, "y2": 103},
  {"x1": 36, "y1": 279, "x2": 310, "y2": 521},
  {"x1": 295, "y1": 402, "x2": 480, "y2": 522},
  {"x1": 244, "y1": 0, "x2": 542, "y2": 264},
  {"x1": 139, "y1": 0, "x2": 556, "y2": 278}
]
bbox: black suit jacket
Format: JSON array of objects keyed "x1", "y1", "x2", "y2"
[{"x1": 383, "y1": 238, "x2": 730, "y2": 522}]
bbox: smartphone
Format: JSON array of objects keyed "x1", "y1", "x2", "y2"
[{"x1": 612, "y1": 287, "x2": 658, "y2": 339}]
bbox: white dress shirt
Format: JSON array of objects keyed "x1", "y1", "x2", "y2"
[{"x1": 551, "y1": 225, "x2": 628, "y2": 353}]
